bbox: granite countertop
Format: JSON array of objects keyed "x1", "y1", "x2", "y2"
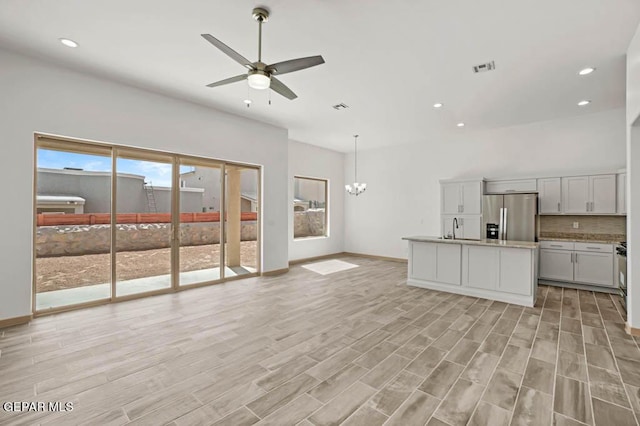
[
  {"x1": 539, "y1": 233, "x2": 625, "y2": 244},
  {"x1": 402, "y1": 236, "x2": 538, "y2": 249}
]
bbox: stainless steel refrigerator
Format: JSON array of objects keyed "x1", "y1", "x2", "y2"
[{"x1": 482, "y1": 193, "x2": 537, "y2": 242}]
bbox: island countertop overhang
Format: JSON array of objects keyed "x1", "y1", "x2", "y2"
[{"x1": 402, "y1": 235, "x2": 538, "y2": 250}]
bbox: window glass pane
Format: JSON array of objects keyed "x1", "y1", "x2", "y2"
[
  {"x1": 35, "y1": 148, "x2": 112, "y2": 311},
  {"x1": 293, "y1": 177, "x2": 328, "y2": 238}
]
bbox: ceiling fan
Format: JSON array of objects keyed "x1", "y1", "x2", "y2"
[{"x1": 201, "y1": 7, "x2": 325, "y2": 100}]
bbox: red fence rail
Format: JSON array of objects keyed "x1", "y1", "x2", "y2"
[{"x1": 37, "y1": 212, "x2": 257, "y2": 226}]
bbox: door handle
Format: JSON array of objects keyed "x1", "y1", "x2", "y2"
[
  {"x1": 557, "y1": 202, "x2": 560, "y2": 212},
  {"x1": 586, "y1": 202, "x2": 589, "y2": 212}
]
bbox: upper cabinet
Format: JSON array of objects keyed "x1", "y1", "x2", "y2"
[
  {"x1": 617, "y1": 173, "x2": 626, "y2": 214},
  {"x1": 561, "y1": 174, "x2": 616, "y2": 214},
  {"x1": 441, "y1": 180, "x2": 483, "y2": 215},
  {"x1": 537, "y1": 178, "x2": 562, "y2": 214}
]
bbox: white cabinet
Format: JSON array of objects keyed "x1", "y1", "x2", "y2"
[
  {"x1": 561, "y1": 174, "x2": 616, "y2": 214},
  {"x1": 442, "y1": 183, "x2": 462, "y2": 215},
  {"x1": 574, "y1": 252, "x2": 615, "y2": 286},
  {"x1": 617, "y1": 173, "x2": 626, "y2": 214},
  {"x1": 442, "y1": 215, "x2": 481, "y2": 240},
  {"x1": 462, "y1": 245, "x2": 534, "y2": 296},
  {"x1": 539, "y1": 249, "x2": 574, "y2": 282},
  {"x1": 406, "y1": 239, "x2": 537, "y2": 306},
  {"x1": 441, "y1": 180, "x2": 483, "y2": 215},
  {"x1": 485, "y1": 179, "x2": 537, "y2": 194},
  {"x1": 562, "y1": 176, "x2": 590, "y2": 213},
  {"x1": 464, "y1": 246, "x2": 499, "y2": 290},
  {"x1": 461, "y1": 181, "x2": 482, "y2": 214},
  {"x1": 499, "y1": 248, "x2": 536, "y2": 296},
  {"x1": 436, "y1": 244, "x2": 462, "y2": 285},
  {"x1": 410, "y1": 242, "x2": 437, "y2": 281},
  {"x1": 590, "y1": 175, "x2": 616, "y2": 214},
  {"x1": 538, "y1": 178, "x2": 562, "y2": 214},
  {"x1": 408, "y1": 241, "x2": 460, "y2": 285},
  {"x1": 539, "y1": 241, "x2": 614, "y2": 287}
]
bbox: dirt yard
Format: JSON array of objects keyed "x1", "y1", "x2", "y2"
[{"x1": 36, "y1": 241, "x2": 257, "y2": 293}]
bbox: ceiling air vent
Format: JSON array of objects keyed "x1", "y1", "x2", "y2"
[
  {"x1": 472, "y1": 61, "x2": 496, "y2": 73},
  {"x1": 332, "y1": 103, "x2": 349, "y2": 110}
]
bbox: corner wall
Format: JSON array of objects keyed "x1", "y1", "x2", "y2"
[
  {"x1": 0, "y1": 48, "x2": 289, "y2": 321},
  {"x1": 288, "y1": 140, "x2": 345, "y2": 261},
  {"x1": 627, "y1": 22, "x2": 640, "y2": 330},
  {"x1": 344, "y1": 108, "x2": 626, "y2": 260}
]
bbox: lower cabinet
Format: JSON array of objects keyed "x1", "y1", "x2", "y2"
[
  {"x1": 409, "y1": 242, "x2": 461, "y2": 285},
  {"x1": 406, "y1": 240, "x2": 537, "y2": 306},
  {"x1": 539, "y1": 249, "x2": 574, "y2": 282},
  {"x1": 574, "y1": 252, "x2": 615, "y2": 286},
  {"x1": 539, "y1": 242, "x2": 614, "y2": 287},
  {"x1": 462, "y1": 245, "x2": 533, "y2": 296}
]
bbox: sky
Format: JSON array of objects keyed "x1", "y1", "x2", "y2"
[{"x1": 38, "y1": 149, "x2": 192, "y2": 187}]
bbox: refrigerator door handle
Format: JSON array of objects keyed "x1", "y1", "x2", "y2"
[
  {"x1": 503, "y1": 208, "x2": 508, "y2": 240},
  {"x1": 498, "y1": 208, "x2": 504, "y2": 240}
]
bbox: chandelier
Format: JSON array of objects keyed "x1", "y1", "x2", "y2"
[{"x1": 345, "y1": 135, "x2": 367, "y2": 196}]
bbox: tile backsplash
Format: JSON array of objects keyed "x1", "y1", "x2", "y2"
[{"x1": 539, "y1": 215, "x2": 626, "y2": 240}]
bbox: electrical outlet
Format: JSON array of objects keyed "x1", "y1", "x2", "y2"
[{"x1": 573, "y1": 222, "x2": 579, "y2": 229}]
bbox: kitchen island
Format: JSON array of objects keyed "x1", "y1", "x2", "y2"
[{"x1": 403, "y1": 236, "x2": 539, "y2": 307}]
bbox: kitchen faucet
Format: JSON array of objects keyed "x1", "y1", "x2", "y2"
[{"x1": 452, "y1": 217, "x2": 459, "y2": 239}]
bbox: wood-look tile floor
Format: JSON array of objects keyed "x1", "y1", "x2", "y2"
[{"x1": 1, "y1": 255, "x2": 639, "y2": 426}]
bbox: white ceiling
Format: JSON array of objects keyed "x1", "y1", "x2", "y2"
[{"x1": 0, "y1": 1, "x2": 639, "y2": 152}]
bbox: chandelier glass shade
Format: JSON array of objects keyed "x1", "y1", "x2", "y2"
[{"x1": 345, "y1": 135, "x2": 367, "y2": 196}]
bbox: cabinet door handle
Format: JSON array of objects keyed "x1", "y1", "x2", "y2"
[
  {"x1": 574, "y1": 253, "x2": 578, "y2": 263},
  {"x1": 586, "y1": 246, "x2": 601, "y2": 250},
  {"x1": 557, "y1": 202, "x2": 560, "y2": 212},
  {"x1": 586, "y1": 202, "x2": 589, "y2": 212},
  {"x1": 550, "y1": 244, "x2": 563, "y2": 247},
  {"x1": 461, "y1": 205, "x2": 464, "y2": 213}
]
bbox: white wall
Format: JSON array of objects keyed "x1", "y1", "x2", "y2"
[
  {"x1": 289, "y1": 140, "x2": 344, "y2": 261},
  {"x1": 345, "y1": 108, "x2": 626, "y2": 259},
  {"x1": 0, "y1": 48, "x2": 289, "y2": 321},
  {"x1": 627, "y1": 23, "x2": 640, "y2": 330}
]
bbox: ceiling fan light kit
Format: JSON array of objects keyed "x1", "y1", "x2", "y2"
[
  {"x1": 247, "y1": 71, "x2": 270, "y2": 90},
  {"x1": 201, "y1": 7, "x2": 325, "y2": 101}
]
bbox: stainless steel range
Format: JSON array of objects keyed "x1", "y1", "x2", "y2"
[{"x1": 617, "y1": 242, "x2": 627, "y2": 312}]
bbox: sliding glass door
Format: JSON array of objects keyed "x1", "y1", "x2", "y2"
[
  {"x1": 34, "y1": 143, "x2": 113, "y2": 311},
  {"x1": 178, "y1": 160, "x2": 223, "y2": 286},
  {"x1": 115, "y1": 150, "x2": 174, "y2": 297},
  {"x1": 34, "y1": 135, "x2": 261, "y2": 314}
]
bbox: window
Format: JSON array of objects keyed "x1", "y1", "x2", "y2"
[{"x1": 293, "y1": 176, "x2": 328, "y2": 238}]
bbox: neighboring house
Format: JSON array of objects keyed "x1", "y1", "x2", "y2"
[
  {"x1": 37, "y1": 168, "x2": 204, "y2": 214},
  {"x1": 180, "y1": 167, "x2": 258, "y2": 212}
]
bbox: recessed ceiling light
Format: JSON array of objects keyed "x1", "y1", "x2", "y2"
[
  {"x1": 577, "y1": 100, "x2": 591, "y2": 106},
  {"x1": 578, "y1": 67, "x2": 595, "y2": 76},
  {"x1": 433, "y1": 103, "x2": 444, "y2": 108},
  {"x1": 457, "y1": 122, "x2": 465, "y2": 127},
  {"x1": 59, "y1": 38, "x2": 78, "y2": 48}
]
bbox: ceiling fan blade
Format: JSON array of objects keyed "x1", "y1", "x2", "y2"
[
  {"x1": 265, "y1": 55, "x2": 325, "y2": 75},
  {"x1": 270, "y1": 77, "x2": 297, "y2": 100},
  {"x1": 206, "y1": 74, "x2": 247, "y2": 88},
  {"x1": 201, "y1": 34, "x2": 255, "y2": 69}
]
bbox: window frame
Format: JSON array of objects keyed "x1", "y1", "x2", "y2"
[{"x1": 293, "y1": 175, "x2": 329, "y2": 240}]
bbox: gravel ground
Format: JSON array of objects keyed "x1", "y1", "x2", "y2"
[{"x1": 36, "y1": 241, "x2": 257, "y2": 293}]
